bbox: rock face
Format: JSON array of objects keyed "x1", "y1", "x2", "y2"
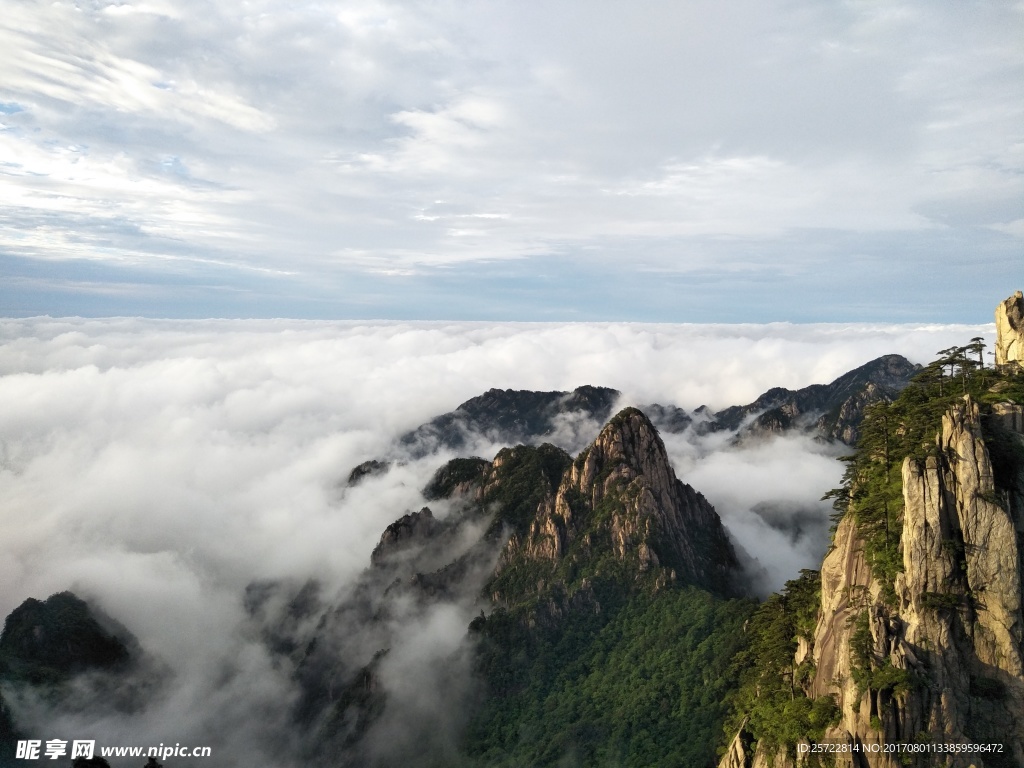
[
  {"x1": 995, "y1": 291, "x2": 1024, "y2": 369},
  {"x1": 494, "y1": 407, "x2": 743, "y2": 600},
  {"x1": 721, "y1": 396, "x2": 1024, "y2": 768},
  {"x1": 719, "y1": 730, "x2": 754, "y2": 768}
]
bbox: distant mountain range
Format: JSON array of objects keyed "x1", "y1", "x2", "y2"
[{"x1": 348, "y1": 353, "x2": 920, "y2": 485}]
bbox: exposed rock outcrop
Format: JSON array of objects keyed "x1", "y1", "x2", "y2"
[
  {"x1": 495, "y1": 408, "x2": 743, "y2": 599},
  {"x1": 721, "y1": 395, "x2": 1024, "y2": 767},
  {"x1": 995, "y1": 291, "x2": 1024, "y2": 369},
  {"x1": 719, "y1": 729, "x2": 754, "y2": 768}
]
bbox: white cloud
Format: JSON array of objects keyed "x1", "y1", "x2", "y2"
[
  {"x1": 358, "y1": 95, "x2": 511, "y2": 175},
  {"x1": 990, "y1": 218, "x2": 1024, "y2": 239},
  {"x1": 0, "y1": 317, "x2": 999, "y2": 760},
  {"x1": 0, "y1": 316, "x2": 990, "y2": 613},
  {"x1": 0, "y1": 2, "x2": 274, "y2": 131},
  {"x1": 607, "y1": 154, "x2": 937, "y2": 236},
  {"x1": 663, "y1": 431, "x2": 847, "y2": 595},
  {"x1": 0, "y1": 0, "x2": 1019, "y2": 306}
]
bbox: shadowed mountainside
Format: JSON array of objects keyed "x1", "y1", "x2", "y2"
[{"x1": 349, "y1": 354, "x2": 920, "y2": 485}]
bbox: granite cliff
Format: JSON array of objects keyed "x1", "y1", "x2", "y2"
[
  {"x1": 721, "y1": 398, "x2": 1024, "y2": 768},
  {"x1": 819, "y1": 398, "x2": 1019, "y2": 765},
  {"x1": 719, "y1": 294, "x2": 1024, "y2": 768},
  {"x1": 996, "y1": 291, "x2": 1024, "y2": 370}
]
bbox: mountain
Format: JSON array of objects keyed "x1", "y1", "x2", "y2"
[
  {"x1": 719, "y1": 298, "x2": 1024, "y2": 768},
  {"x1": 0, "y1": 592, "x2": 148, "y2": 768},
  {"x1": 398, "y1": 385, "x2": 620, "y2": 456},
  {"x1": 254, "y1": 407, "x2": 752, "y2": 766},
  {"x1": 461, "y1": 409, "x2": 752, "y2": 767},
  {"x1": 0, "y1": 592, "x2": 132, "y2": 685},
  {"x1": 706, "y1": 353, "x2": 920, "y2": 445},
  {"x1": 485, "y1": 407, "x2": 743, "y2": 601},
  {"x1": 351, "y1": 354, "x2": 919, "y2": 482}
]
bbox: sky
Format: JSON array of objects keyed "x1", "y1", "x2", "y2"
[
  {"x1": 1, "y1": 0, "x2": 1021, "y2": 321},
  {"x1": 0, "y1": 318, "x2": 991, "y2": 762}
]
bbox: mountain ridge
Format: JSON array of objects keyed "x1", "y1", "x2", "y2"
[{"x1": 358, "y1": 354, "x2": 920, "y2": 477}]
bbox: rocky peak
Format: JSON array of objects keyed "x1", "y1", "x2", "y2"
[
  {"x1": 495, "y1": 408, "x2": 743, "y2": 600},
  {"x1": 370, "y1": 508, "x2": 442, "y2": 567},
  {"x1": 995, "y1": 290, "x2": 1024, "y2": 369},
  {"x1": 399, "y1": 385, "x2": 620, "y2": 456},
  {"x1": 570, "y1": 407, "x2": 677, "y2": 504}
]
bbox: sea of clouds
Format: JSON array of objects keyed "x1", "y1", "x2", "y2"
[{"x1": 0, "y1": 318, "x2": 991, "y2": 763}]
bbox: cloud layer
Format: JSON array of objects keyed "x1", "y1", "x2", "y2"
[
  {"x1": 0, "y1": 318, "x2": 992, "y2": 758},
  {"x1": 1, "y1": 1, "x2": 1021, "y2": 319}
]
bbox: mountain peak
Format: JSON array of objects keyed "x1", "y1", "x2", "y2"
[
  {"x1": 491, "y1": 407, "x2": 744, "y2": 602},
  {"x1": 594, "y1": 406, "x2": 666, "y2": 466}
]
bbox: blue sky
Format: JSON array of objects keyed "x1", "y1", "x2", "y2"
[{"x1": 1, "y1": 0, "x2": 1021, "y2": 322}]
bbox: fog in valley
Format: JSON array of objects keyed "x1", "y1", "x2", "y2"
[{"x1": 0, "y1": 318, "x2": 990, "y2": 763}]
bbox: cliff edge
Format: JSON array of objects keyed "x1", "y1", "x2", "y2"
[
  {"x1": 996, "y1": 291, "x2": 1024, "y2": 370},
  {"x1": 720, "y1": 294, "x2": 1024, "y2": 768},
  {"x1": 721, "y1": 395, "x2": 1024, "y2": 768}
]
